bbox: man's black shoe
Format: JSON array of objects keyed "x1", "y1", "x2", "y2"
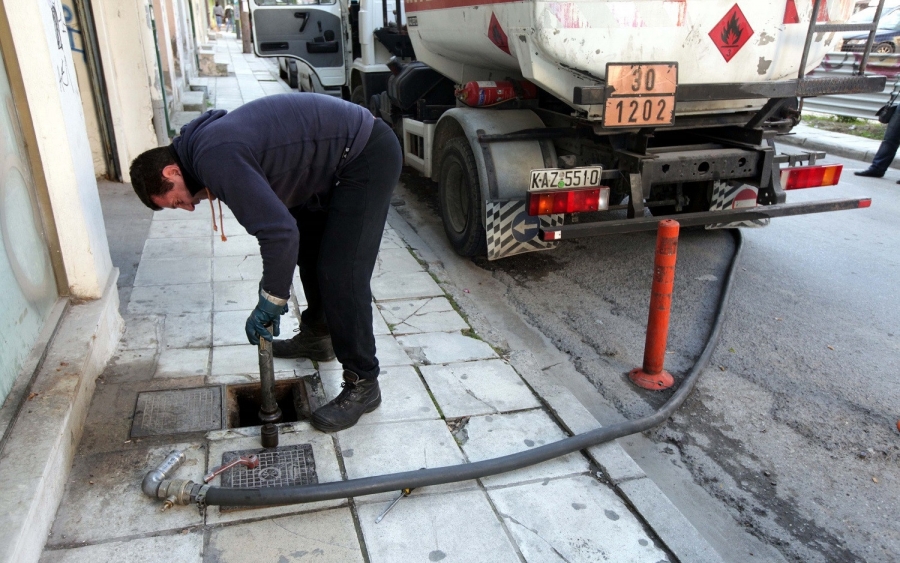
[
  {"x1": 311, "y1": 371, "x2": 381, "y2": 432},
  {"x1": 854, "y1": 168, "x2": 884, "y2": 178},
  {"x1": 272, "y1": 323, "x2": 335, "y2": 361}
]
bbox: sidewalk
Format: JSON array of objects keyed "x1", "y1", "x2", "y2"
[
  {"x1": 779, "y1": 122, "x2": 900, "y2": 170},
  {"x1": 39, "y1": 34, "x2": 720, "y2": 563}
]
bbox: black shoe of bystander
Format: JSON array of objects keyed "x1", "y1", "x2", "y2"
[{"x1": 854, "y1": 168, "x2": 884, "y2": 178}]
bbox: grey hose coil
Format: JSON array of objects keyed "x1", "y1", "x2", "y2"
[{"x1": 205, "y1": 229, "x2": 743, "y2": 507}]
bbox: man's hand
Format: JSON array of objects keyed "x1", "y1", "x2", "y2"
[{"x1": 245, "y1": 289, "x2": 289, "y2": 345}]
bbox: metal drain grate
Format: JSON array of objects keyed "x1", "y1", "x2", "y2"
[
  {"x1": 131, "y1": 387, "x2": 222, "y2": 437},
  {"x1": 219, "y1": 443, "x2": 318, "y2": 511}
]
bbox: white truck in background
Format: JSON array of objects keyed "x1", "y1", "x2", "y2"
[{"x1": 250, "y1": 0, "x2": 887, "y2": 259}]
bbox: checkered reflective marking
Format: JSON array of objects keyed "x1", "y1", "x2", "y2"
[
  {"x1": 706, "y1": 180, "x2": 769, "y2": 230},
  {"x1": 486, "y1": 200, "x2": 562, "y2": 260}
]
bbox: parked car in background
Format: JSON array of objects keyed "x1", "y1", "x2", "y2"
[{"x1": 841, "y1": 5, "x2": 900, "y2": 52}]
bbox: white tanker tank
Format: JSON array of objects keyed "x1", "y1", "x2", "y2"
[{"x1": 405, "y1": 0, "x2": 853, "y2": 118}]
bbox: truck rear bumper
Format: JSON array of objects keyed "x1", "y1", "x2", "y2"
[{"x1": 540, "y1": 198, "x2": 871, "y2": 240}]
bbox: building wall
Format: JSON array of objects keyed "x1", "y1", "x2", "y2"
[
  {"x1": 2, "y1": 0, "x2": 113, "y2": 299},
  {"x1": 60, "y1": 1, "x2": 107, "y2": 178},
  {"x1": 90, "y1": 0, "x2": 165, "y2": 178}
]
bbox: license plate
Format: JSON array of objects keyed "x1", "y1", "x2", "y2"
[
  {"x1": 529, "y1": 166, "x2": 604, "y2": 191},
  {"x1": 604, "y1": 63, "x2": 677, "y2": 128}
]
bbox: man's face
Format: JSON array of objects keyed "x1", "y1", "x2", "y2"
[{"x1": 150, "y1": 164, "x2": 208, "y2": 211}]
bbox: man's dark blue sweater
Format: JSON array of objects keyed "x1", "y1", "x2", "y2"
[{"x1": 169, "y1": 93, "x2": 375, "y2": 299}]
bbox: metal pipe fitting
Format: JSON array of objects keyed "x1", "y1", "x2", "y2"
[
  {"x1": 141, "y1": 450, "x2": 185, "y2": 498},
  {"x1": 258, "y1": 323, "x2": 281, "y2": 447}
]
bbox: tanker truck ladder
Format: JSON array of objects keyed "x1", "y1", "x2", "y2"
[{"x1": 799, "y1": 0, "x2": 887, "y2": 79}]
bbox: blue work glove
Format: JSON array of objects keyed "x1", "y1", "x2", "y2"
[{"x1": 245, "y1": 289, "x2": 289, "y2": 345}]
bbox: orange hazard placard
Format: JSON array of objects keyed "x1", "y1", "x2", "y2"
[
  {"x1": 607, "y1": 64, "x2": 677, "y2": 97},
  {"x1": 604, "y1": 63, "x2": 677, "y2": 128}
]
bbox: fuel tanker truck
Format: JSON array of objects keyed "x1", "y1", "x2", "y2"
[{"x1": 249, "y1": 0, "x2": 887, "y2": 259}]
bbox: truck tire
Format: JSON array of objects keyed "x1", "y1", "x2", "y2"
[
  {"x1": 351, "y1": 85, "x2": 366, "y2": 106},
  {"x1": 287, "y1": 60, "x2": 299, "y2": 89},
  {"x1": 439, "y1": 137, "x2": 487, "y2": 257}
]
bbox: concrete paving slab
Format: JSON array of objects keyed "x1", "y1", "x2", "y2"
[
  {"x1": 152, "y1": 208, "x2": 207, "y2": 221},
  {"x1": 588, "y1": 441, "x2": 648, "y2": 485},
  {"x1": 40, "y1": 531, "x2": 203, "y2": 563},
  {"x1": 128, "y1": 284, "x2": 213, "y2": 315},
  {"x1": 134, "y1": 257, "x2": 211, "y2": 286},
  {"x1": 46, "y1": 443, "x2": 205, "y2": 546},
  {"x1": 162, "y1": 312, "x2": 212, "y2": 349},
  {"x1": 212, "y1": 309, "x2": 300, "y2": 346},
  {"x1": 211, "y1": 344, "x2": 315, "y2": 377},
  {"x1": 372, "y1": 302, "x2": 391, "y2": 336},
  {"x1": 373, "y1": 248, "x2": 423, "y2": 275},
  {"x1": 103, "y1": 349, "x2": 157, "y2": 383},
  {"x1": 379, "y1": 227, "x2": 405, "y2": 250},
  {"x1": 213, "y1": 234, "x2": 261, "y2": 257},
  {"x1": 205, "y1": 424, "x2": 344, "y2": 523},
  {"x1": 488, "y1": 476, "x2": 670, "y2": 563},
  {"x1": 397, "y1": 332, "x2": 498, "y2": 365},
  {"x1": 206, "y1": 509, "x2": 364, "y2": 563},
  {"x1": 320, "y1": 365, "x2": 440, "y2": 424},
  {"x1": 461, "y1": 410, "x2": 590, "y2": 487},
  {"x1": 147, "y1": 218, "x2": 212, "y2": 239},
  {"x1": 358, "y1": 490, "x2": 521, "y2": 563},
  {"x1": 208, "y1": 369, "x2": 297, "y2": 386},
  {"x1": 212, "y1": 254, "x2": 262, "y2": 282},
  {"x1": 212, "y1": 279, "x2": 259, "y2": 311},
  {"x1": 221, "y1": 217, "x2": 251, "y2": 237},
  {"x1": 378, "y1": 296, "x2": 469, "y2": 335},
  {"x1": 338, "y1": 419, "x2": 472, "y2": 502},
  {"x1": 419, "y1": 359, "x2": 539, "y2": 418},
  {"x1": 618, "y1": 478, "x2": 724, "y2": 563},
  {"x1": 371, "y1": 271, "x2": 444, "y2": 301},
  {"x1": 119, "y1": 314, "x2": 162, "y2": 350},
  {"x1": 142, "y1": 237, "x2": 211, "y2": 260},
  {"x1": 290, "y1": 274, "x2": 308, "y2": 307},
  {"x1": 373, "y1": 334, "x2": 414, "y2": 366},
  {"x1": 154, "y1": 347, "x2": 210, "y2": 379}
]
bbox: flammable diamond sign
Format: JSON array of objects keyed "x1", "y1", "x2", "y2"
[{"x1": 709, "y1": 4, "x2": 754, "y2": 62}]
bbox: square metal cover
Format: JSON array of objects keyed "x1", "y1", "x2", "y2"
[
  {"x1": 219, "y1": 443, "x2": 318, "y2": 512},
  {"x1": 131, "y1": 387, "x2": 222, "y2": 437}
]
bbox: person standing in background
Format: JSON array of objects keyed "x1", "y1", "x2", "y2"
[
  {"x1": 213, "y1": 1, "x2": 225, "y2": 31},
  {"x1": 855, "y1": 82, "x2": 900, "y2": 182},
  {"x1": 224, "y1": 4, "x2": 234, "y2": 33}
]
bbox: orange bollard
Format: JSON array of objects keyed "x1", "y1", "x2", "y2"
[{"x1": 629, "y1": 220, "x2": 680, "y2": 390}]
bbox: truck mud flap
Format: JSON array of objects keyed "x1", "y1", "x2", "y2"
[
  {"x1": 486, "y1": 200, "x2": 562, "y2": 260},
  {"x1": 706, "y1": 180, "x2": 769, "y2": 230},
  {"x1": 540, "y1": 198, "x2": 871, "y2": 241}
]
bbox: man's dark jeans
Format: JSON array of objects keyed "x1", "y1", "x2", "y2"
[
  {"x1": 870, "y1": 106, "x2": 900, "y2": 173},
  {"x1": 289, "y1": 119, "x2": 401, "y2": 381}
]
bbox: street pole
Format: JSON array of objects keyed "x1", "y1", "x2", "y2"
[{"x1": 240, "y1": 0, "x2": 251, "y2": 53}]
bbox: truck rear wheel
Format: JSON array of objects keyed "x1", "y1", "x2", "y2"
[{"x1": 439, "y1": 137, "x2": 487, "y2": 257}]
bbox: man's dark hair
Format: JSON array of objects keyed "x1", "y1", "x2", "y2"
[{"x1": 129, "y1": 146, "x2": 176, "y2": 211}]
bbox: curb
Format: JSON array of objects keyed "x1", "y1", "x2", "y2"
[{"x1": 778, "y1": 124, "x2": 900, "y2": 171}]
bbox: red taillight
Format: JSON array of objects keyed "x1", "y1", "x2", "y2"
[
  {"x1": 859, "y1": 198, "x2": 872, "y2": 208},
  {"x1": 780, "y1": 164, "x2": 843, "y2": 190},
  {"x1": 527, "y1": 188, "x2": 608, "y2": 215}
]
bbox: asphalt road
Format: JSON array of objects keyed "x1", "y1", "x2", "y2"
[{"x1": 393, "y1": 148, "x2": 899, "y2": 563}]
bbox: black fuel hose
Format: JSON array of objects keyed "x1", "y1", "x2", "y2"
[{"x1": 204, "y1": 229, "x2": 743, "y2": 507}]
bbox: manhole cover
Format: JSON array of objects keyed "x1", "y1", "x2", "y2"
[
  {"x1": 218, "y1": 443, "x2": 318, "y2": 512},
  {"x1": 131, "y1": 387, "x2": 222, "y2": 437}
]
